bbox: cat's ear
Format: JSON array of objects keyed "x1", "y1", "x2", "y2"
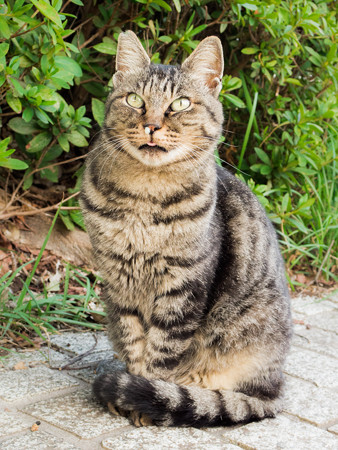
[
  {"x1": 181, "y1": 37, "x2": 224, "y2": 97},
  {"x1": 113, "y1": 31, "x2": 150, "y2": 85}
]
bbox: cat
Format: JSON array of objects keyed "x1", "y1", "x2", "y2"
[{"x1": 80, "y1": 30, "x2": 292, "y2": 428}]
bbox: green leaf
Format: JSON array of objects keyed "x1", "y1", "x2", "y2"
[
  {"x1": 58, "y1": 133, "x2": 70, "y2": 152},
  {"x1": 0, "y1": 42, "x2": 9, "y2": 59},
  {"x1": 297, "y1": 198, "x2": 316, "y2": 211},
  {"x1": 8, "y1": 117, "x2": 40, "y2": 134},
  {"x1": 23, "y1": 173, "x2": 33, "y2": 190},
  {"x1": 281, "y1": 193, "x2": 290, "y2": 214},
  {"x1": 6, "y1": 92, "x2": 22, "y2": 113},
  {"x1": 150, "y1": 0, "x2": 172, "y2": 11},
  {"x1": 241, "y1": 47, "x2": 259, "y2": 54},
  {"x1": 70, "y1": 209, "x2": 85, "y2": 229},
  {"x1": 30, "y1": 0, "x2": 62, "y2": 27},
  {"x1": 158, "y1": 36, "x2": 172, "y2": 43},
  {"x1": 241, "y1": 3, "x2": 259, "y2": 11},
  {"x1": 285, "y1": 78, "x2": 303, "y2": 86},
  {"x1": 35, "y1": 108, "x2": 52, "y2": 124},
  {"x1": 40, "y1": 166, "x2": 59, "y2": 182},
  {"x1": 189, "y1": 24, "x2": 207, "y2": 37},
  {"x1": 260, "y1": 165, "x2": 272, "y2": 175},
  {"x1": 26, "y1": 132, "x2": 52, "y2": 153},
  {"x1": 255, "y1": 147, "x2": 270, "y2": 165},
  {"x1": 60, "y1": 212, "x2": 75, "y2": 230},
  {"x1": 71, "y1": 0, "x2": 84, "y2": 5},
  {"x1": 55, "y1": 56, "x2": 83, "y2": 77},
  {"x1": 93, "y1": 38, "x2": 117, "y2": 55},
  {"x1": 23, "y1": 107, "x2": 34, "y2": 122},
  {"x1": 9, "y1": 78, "x2": 26, "y2": 96},
  {"x1": 0, "y1": 17, "x2": 11, "y2": 39},
  {"x1": 172, "y1": 0, "x2": 181, "y2": 12},
  {"x1": 224, "y1": 94, "x2": 245, "y2": 108},
  {"x1": 66, "y1": 130, "x2": 88, "y2": 147},
  {"x1": 92, "y1": 98, "x2": 105, "y2": 127},
  {"x1": 0, "y1": 137, "x2": 11, "y2": 153},
  {"x1": 0, "y1": 158, "x2": 28, "y2": 170}
]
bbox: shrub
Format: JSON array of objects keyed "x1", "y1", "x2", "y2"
[{"x1": 0, "y1": 0, "x2": 337, "y2": 282}]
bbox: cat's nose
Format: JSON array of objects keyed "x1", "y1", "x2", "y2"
[{"x1": 144, "y1": 124, "x2": 161, "y2": 135}]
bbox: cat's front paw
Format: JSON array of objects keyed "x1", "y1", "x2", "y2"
[
  {"x1": 129, "y1": 410, "x2": 153, "y2": 427},
  {"x1": 176, "y1": 372, "x2": 203, "y2": 387},
  {"x1": 107, "y1": 402, "x2": 129, "y2": 418}
]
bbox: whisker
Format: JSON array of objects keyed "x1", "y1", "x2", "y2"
[{"x1": 187, "y1": 142, "x2": 249, "y2": 176}]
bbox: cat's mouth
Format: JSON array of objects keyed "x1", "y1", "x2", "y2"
[{"x1": 139, "y1": 143, "x2": 168, "y2": 153}]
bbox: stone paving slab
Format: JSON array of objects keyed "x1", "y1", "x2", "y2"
[
  {"x1": 50, "y1": 332, "x2": 112, "y2": 355},
  {"x1": 224, "y1": 414, "x2": 338, "y2": 449},
  {"x1": 306, "y1": 310, "x2": 338, "y2": 334},
  {"x1": 0, "y1": 430, "x2": 80, "y2": 449},
  {"x1": 291, "y1": 295, "x2": 338, "y2": 316},
  {"x1": 64, "y1": 351, "x2": 117, "y2": 384},
  {"x1": 0, "y1": 365, "x2": 80, "y2": 402},
  {"x1": 328, "y1": 423, "x2": 338, "y2": 435},
  {"x1": 0, "y1": 410, "x2": 33, "y2": 438},
  {"x1": 283, "y1": 375, "x2": 338, "y2": 427},
  {"x1": 101, "y1": 427, "x2": 241, "y2": 449},
  {"x1": 293, "y1": 324, "x2": 338, "y2": 359},
  {"x1": 22, "y1": 389, "x2": 130, "y2": 439},
  {"x1": 284, "y1": 346, "x2": 338, "y2": 390},
  {"x1": 0, "y1": 348, "x2": 66, "y2": 371}
]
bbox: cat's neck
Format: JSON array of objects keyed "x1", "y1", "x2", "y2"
[{"x1": 101, "y1": 149, "x2": 217, "y2": 200}]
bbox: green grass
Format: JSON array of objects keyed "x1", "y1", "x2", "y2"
[
  {"x1": 277, "y1": 148, "x2": 337, "y2": 284},
  {"x1": 0, "y1": 262, "x2": 105, "y2": 349},
  {"x1": 0, "y1": 211, "x2": 105, "y2": 350}
]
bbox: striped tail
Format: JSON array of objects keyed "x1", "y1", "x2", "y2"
[{"x1": 93, "y1": 371, "x2": 282, "y2": 427}]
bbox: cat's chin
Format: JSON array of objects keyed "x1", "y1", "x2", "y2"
[{"x1": 125, "y1": 145, "x2": 181, "y2": 167}]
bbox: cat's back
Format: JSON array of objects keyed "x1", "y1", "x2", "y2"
[{"x1": 213, "y1": 165, "x2": 289, "y2": 299}]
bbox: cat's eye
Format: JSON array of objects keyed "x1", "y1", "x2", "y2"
[
  {"x1": 170, "y1": 97, "x2": 191, "y2": 112},
  {"x1": 127, "y1": 93, "x2": 145, "y2": 109}
]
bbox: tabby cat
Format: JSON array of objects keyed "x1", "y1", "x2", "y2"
[{"x1": 80, "y1": 30, "x2": 292, "y2": 427}]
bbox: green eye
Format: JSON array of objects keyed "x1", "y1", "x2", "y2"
[
  {"x1": 127, "y1": 93, "x2": 144, "y2": 109},
  {"x1": 170, "y1": 97, "x2": 191, "y2": 112}
]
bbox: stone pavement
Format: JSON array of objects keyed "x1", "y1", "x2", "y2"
[{"x1": 0, "y1": 292, "x2": 337, "y2": 449}]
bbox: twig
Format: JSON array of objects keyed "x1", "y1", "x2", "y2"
[
  {"x1": 316, "y1": 80, "x2": 333, "y2": 99},
  {"x1": 79, "y1": 1, "x2": 121, "y2": 50},
  {"x1": 72, "y1": 16, "x2": 94, "y2": 33},
  {"x1": 0, "y1": 192, "x2": 80, "y2": 220},
  {"x1": 260, "y1": 121, "x2": 291, "y2": 147},
  {"x1": 30, "y1": 154, "x2": 87, "y2": 176},
  {"x1": 0, "y1": 22, "x2": 43, "y2": 43},
  {"x1": 50, "y1": 334, "x2": 98, "y2": 370}
]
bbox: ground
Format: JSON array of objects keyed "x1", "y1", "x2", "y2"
[{"x1": 0, "y1": 291, "x2": 337, "y2": 449}]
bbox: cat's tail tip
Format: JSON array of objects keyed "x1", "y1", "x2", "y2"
[{"x1": 93, "y1": 371, "x2": 281, "y2": 427}]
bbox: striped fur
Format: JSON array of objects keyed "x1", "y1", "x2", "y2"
[{"x1": 81, "y1": 31, "x2": 292, "y2": 427}]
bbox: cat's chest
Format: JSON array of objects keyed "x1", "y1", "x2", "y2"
[
  {"x1": 99, "y1": 202, "x2": 171, "y2": 252},
  {"x1": 95, "y1": 194, "x2": 204, "y2": 254}
]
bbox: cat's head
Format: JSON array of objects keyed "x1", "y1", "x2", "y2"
[{"x1": 103, "y1": 30, "x2": 224, "y2": 168}]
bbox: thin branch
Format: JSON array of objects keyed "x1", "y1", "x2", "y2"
[
  {"x1": 49, "y1": 334, "x2": 98, "y2": 370},
  {"x1": 0, "y1": 192, "x2": 80, "y2": 221},
  {"x1": 0, "y1": 22, "x2": 44, "y2": 43},
  {"x1": 31, "y1": 154, "x2": 87, "y2": 176}
]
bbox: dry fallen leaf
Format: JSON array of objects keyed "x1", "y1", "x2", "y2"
[
  {"x1": 31, "y1": 423, "x2": 39, "y2": 432},
  {"x1": 293, "y1": 319, "x2": 305, "y2": 325},
  {"x1": 295, "y1": 274, "x2": 308, "y2": 284},
  {"x1": 13, "y1": 361, "x2": 28, "y2": 370}
]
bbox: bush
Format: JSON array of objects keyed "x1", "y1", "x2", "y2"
[{"x1": 0, "y1": 0, "x2": 337, "y2": 282}]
